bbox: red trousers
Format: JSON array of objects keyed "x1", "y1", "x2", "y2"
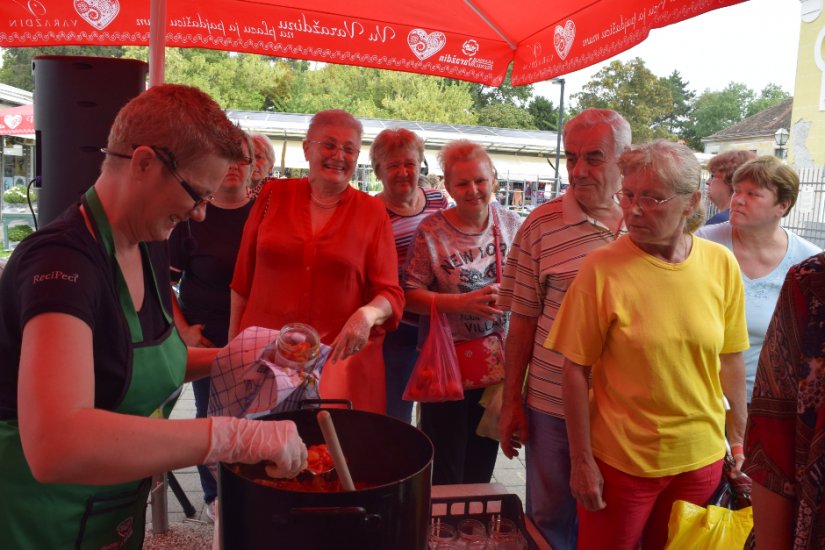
[{"x1": 577, "y1": 458, "x2": 723, "y2": 550}]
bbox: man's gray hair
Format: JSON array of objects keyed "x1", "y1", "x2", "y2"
[{"x1": 564, "y1": 108, "x2": 632, "y2": 155}]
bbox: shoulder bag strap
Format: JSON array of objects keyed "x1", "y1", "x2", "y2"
[
  {"x1": 260, "y1": 178, "x2": 274, "y2": 218},
  {"x1": 490, "y1": 206, "x2": 502, "y2": 284}
]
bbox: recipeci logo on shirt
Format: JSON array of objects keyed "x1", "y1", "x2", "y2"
[{"x1": 32, "y1": 270, "x2": 79, "y2": 284}]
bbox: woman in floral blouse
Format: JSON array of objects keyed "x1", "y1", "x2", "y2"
[{"x1": 744, "y1": 251, "x2": 825, "y2": 549}]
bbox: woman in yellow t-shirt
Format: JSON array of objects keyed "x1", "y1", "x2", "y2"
[{"x1": 546, "y1": 140, "x2": 749, "y2": 550}]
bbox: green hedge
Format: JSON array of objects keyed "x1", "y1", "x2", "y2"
[
  {"x1": 3, "y1": 185, "x2": 37, "y2": 204},
  {"x1": 7, "y1": 224, "x2": 33, "y2": 242}
]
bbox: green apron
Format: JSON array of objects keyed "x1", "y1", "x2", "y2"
[{"x1": 0, "y1": 188, "x2": 187, "y2": 549}]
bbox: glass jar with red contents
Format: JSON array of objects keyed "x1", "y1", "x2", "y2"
[{"x1": 274, "y1": 322, "x2": 321, "y2": 372}]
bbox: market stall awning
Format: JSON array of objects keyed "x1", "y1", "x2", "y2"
[
  {"x1": 0, "y1": 0, "x2": 747, "y2": 86},
  {"x1": 0, "y1": 103, "x2": 34, "y2": 137},
  {"x1": 488, "y1": 153, "x2": 556, "y2": 181}
]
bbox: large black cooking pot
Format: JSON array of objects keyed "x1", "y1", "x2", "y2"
[{"x1": 219, "y1": 406, "x2": 433, "y2": 550}]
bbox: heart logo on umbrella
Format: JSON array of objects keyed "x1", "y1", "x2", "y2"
[
  {"x1": 407, "y1": 29, "x2": 447, "y2": 61},
  {"x1": 74, "y1": 0, "x2": 120, "y2": 31},
  {"x1": 554, "y1": 20, "x2": 576, "y2": 60},
  {"x1": 4, "y1": 115, "x2": 22, "y2": 130}
]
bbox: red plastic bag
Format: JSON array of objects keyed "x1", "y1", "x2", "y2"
[{"x1": 403, "y1": 298, "x2": 464, "y2": 402}]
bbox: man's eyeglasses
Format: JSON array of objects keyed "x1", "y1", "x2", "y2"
[
  {"x1": 614, "y1": 190, "x2": 685, "y2": 210},
  {"x1": 101, "y1": 145, "x2": 215, "y2": 210},
  {"x1": 307, "y1": 140, "x2": 360, "y2": 157}
]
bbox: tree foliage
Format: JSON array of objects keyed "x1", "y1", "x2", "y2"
[
  {"x1": 746, "y1": 83, "x2": 790, "y2": 117},
  {"x1": 284, "y1": 64, "x2": 477, "y2": 124},
  {"x1": 659, "y1": 71, "x2": 695, "y2": 137},
  {"x1": 691, "y1": 82, "x2": 755, "y2": 139},
  {"x1": 468, "y1": 66, "x2": 534, "y2": 110},
  {"x1": 571, "y1": 58, "x2": 674, "y2": 142},
  {"x1": 565, "y1": 59, "x2": 790, "y2": 150},
  {"x1": 0, "y1": 47, "x2": 793, "y2": 146},
  {"x1": 527, "y1": 96, "x2": 560, "y2": 131},
  {"x1": 0, "y1": 46, "x2": 125, "y2": 91},
  {"x1": 122, "y1": 47, "x2": 295, "y2": 111},
  {"x1": 477, "y1": 103, "x2": 536, "y2": 129},
  {"x1": 688, "y1": 82, "x2": 788, "y2": 145}
]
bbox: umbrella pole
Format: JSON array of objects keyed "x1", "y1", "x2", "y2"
[
  {"x1": 149, "y1": 0, "x2": 167, "y2": 87},
  {"x1": 148, "y1": 0, "x2": 172, "y2": 527}
]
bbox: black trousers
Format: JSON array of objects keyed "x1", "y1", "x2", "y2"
[{"x1": 420, "y1": 388, "x2": 499, "y2": 485}]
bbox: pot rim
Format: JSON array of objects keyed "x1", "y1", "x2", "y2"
[{"x1": 221, "y1": 407, "x2": 434, "y2": 494}]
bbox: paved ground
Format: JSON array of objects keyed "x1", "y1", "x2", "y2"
[{"x1": 146, "y1": 383, "x2": 528, "y2": 533}]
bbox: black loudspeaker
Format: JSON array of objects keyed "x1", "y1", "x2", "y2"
[{"x1": 32, "y1": 55, "x2": 149, "y2": 226}]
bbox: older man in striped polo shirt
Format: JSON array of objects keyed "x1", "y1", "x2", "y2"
[{"x1": 497, "y1": 108, "x2": 631, "y2": 550}]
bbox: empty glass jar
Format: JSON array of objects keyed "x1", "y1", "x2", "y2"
[{"x1": 429, "y1": 520, "x2": 458, "y2": 550}]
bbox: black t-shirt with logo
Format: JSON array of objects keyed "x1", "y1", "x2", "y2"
[{"x1": 0, "y1": 203, "x2": 171, "y2": 420}]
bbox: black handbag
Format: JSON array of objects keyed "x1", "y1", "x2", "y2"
[{"x1": 706, "y1": 453, "x2": 752, "y2": 510}]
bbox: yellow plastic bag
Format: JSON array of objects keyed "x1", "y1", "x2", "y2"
[
  {"x1": 475, "y1": 382, "x2": 504, "y2": 441},
  {"x1": 664, "y1": 500, "x2": 753, "y2": 549}
]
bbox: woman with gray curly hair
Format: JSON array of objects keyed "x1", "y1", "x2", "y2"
[
  {"x1": 370, "y1": 127, "x2": 448, "y2": 423},
  {"x1": 546, "y1": 140, "x2": 749, "y2": 549}
]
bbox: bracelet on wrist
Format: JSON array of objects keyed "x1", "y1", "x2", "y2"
[{"x1": 730, "y1": 444, "x2": 744, "y2": 457}]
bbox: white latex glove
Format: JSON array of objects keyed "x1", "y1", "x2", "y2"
[{"x1": 205, "y1": 417, "x2": 308, "y2": 478}]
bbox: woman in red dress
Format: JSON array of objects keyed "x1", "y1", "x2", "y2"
[{"x1": 229, "y1": 110, "x2": 404, "y2": 414}]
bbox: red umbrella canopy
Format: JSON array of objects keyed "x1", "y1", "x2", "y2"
[
  {"x1": 0, "y1": 103, "x2": 34, "y2": 136},
  {"x1": 0, "y1": 0, "x2": 746, "y2": 86}
]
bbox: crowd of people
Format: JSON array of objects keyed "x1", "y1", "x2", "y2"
[
  {"x1": 498, "y1": 111, "x2": 822, "y2": 550},
  {"x1": 0, "y1": 83, "x2": 822, "y2": 549}
]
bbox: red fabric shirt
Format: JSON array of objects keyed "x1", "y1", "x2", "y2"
[
  {"x1": 231, "y1": 178, "x2": 403, "y2": 413},
  {"x1": 744, "y1": 253, "x2": 825, "y2": 550}
]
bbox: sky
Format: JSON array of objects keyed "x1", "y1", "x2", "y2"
[{"x1": 534, "y1": 0, "x2": 802, "y2": 104}]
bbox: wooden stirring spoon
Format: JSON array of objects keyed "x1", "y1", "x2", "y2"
[{"x1": 316, "y1": 410, "x2": 356, "y2": 491}]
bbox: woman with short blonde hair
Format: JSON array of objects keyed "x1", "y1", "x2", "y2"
[
  {"x1": 549, "y1": 140, "x2": 749, "y2": 549},
  {"x1": 404, "y1": 139, "x2": 523, "y2": 484}
]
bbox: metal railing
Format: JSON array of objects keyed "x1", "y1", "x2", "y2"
[{"x1": 782, "y1": 167, "x2": 825, "y2": 249}]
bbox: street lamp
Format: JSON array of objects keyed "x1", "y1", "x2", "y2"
[
  {"x1": 552, "y1": 78, "x2": 565, "y2": 198},
  {"x1": 774, "y1": 127, "x2": 789, "y2": 160}
]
